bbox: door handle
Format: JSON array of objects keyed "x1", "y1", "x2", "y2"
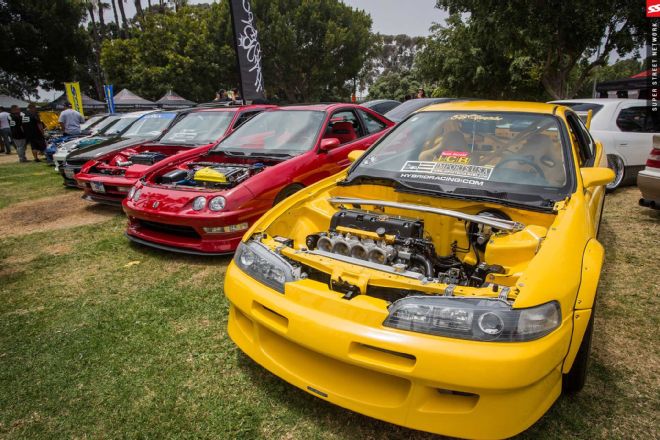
[{"x1": 618, "y1": 143, "x2": 628, "y2": 146}]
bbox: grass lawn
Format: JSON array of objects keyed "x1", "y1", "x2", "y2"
[{"x1": 1, "y1": 159, "x2": 658, "y2": 439}]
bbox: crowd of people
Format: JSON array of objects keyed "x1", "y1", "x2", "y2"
[
  {"x1": 212, "y1": 88, "x2": 242, "y2": 103},
  {"x1": 0, "y1": 102, "x2": 83, "y2": 163}
]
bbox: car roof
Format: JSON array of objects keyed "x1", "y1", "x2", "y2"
[
  {"x1": 118, "y1": 110, "x2": 158, "y2": 118},
  {"x1": 549, "y1": 98, "x2": 647, "y2": 106},
  {"x1": 269, "y1": 103, "x2": 366, "y2": 112},
  {"x1": 420, "y1": 100, "x2": 560, "y2": 114},
  {"x1": 362, "y1": 99, "x2": 399, "y2": 105},
  {"x1": 192, "y1": 104, "x2": 276, "y2": 113}
]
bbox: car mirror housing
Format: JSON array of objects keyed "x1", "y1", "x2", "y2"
[
  {"x1": 319, "y1": 138, "x2": 341, "y2": 152},
  {"x1": 347, "y1": 150, "x2": 365, "y2": 163},
  {"x1": 581, "y1": 167, "x2": 615, "y2": 189}
]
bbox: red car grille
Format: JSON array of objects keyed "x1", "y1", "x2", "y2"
[{"x1": 138, "y1": 220, "x2": 201, "y2": 239}]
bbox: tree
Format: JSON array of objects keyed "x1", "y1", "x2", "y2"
[
  {"x1": 359, "y1": 33, "x2": 426, "y2": 91},
  {"x1": 0, "y1": 0, "x2": 90, "y2": 98},
  {"x1": 422, "y1": 0, "x2": 648, "y2": 100},
  {"x1": 117, "y1": 0, "x2": 129, "y2": 29},
  {"x1": 250, "y1": 0, "x2": 373, "y2": 102},
  {"x1": 367, "y1": 71, "x2": 423, "y2": 101},
  {"x1": 101, "y1": 3, "x2": 236, "y2": 102},
  {"x1": 110, "y1": 0, "x2": 120, "y2": 28}
]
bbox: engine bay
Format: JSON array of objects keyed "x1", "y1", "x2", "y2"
[{"x1": 156, "y1": 162, "x2": 267, "y2": 189}]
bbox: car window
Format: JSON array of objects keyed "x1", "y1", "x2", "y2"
[
  {"x1": 233, "y1": 110, "x2": 262, "y2": 129},
  {"x1": 566, "y1": 113, "x2": 594, "y2": 166},
  {"x1": 159, "y1": 111, "x2": 234, "y2": 145},
  {"x1": 616, "y1": 106, "x2": 660, "y2": 133},
  {"x1": 358, "y1": 109, "x2": 388, "y2": 134},
  {"x1": 555, "y1": 102, "x2": 604, "y2": 116},
  {"x1": 326, "y1": 109, "x2": 365, "y2": 144}
]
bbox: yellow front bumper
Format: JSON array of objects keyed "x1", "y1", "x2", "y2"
[{"x1": 225, "y1": 261, "x2": 572, "y2": 439}]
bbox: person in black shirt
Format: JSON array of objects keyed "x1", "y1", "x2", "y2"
[
  {"x1": 22, "y1": 104, "x2": 47, "y2": 162},
  {"x1": 9, "y1": 105, "x2": 27, "y2": 162}
]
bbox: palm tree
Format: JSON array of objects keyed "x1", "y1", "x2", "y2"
[
  {"x1": 96, "y1": 1, "x2": 109, "y2": 34},
  {"x1": 134, "y1": 0, "x2": 143, "y2": 18},
  {"x1": 110, "y1": 0, "x2": 120, "y2": 29},
  {"x1": 117, "y1": 0, "x2": 128, "y2": 28}
]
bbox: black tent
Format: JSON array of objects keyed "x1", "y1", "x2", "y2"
[
  {"x1": 47, "y1": 92, "x2": 106, "y2": 110},
  {"x1": 113, "y1": 88, "x2": 155, "y2": 109},
  {"x1": 155, "y1": 90, "x2": 196, "y2": 109}
]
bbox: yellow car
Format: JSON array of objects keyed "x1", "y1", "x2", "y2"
[{"x1": 224, "y1": 101, "x2": 614, "y2": 439}]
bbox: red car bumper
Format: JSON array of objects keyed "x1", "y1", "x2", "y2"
[
  {"x1": 123, "y1": 193, "x2": 265, "y2": 255},
  {"x1": 77, "y1": 172, "x2": 137, "y2": 205}
]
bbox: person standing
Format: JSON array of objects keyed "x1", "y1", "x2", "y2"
[
  {"x1": 416, "y1": 88, "x2": 427, "y2": 99},
  {"x1": 9, "y1": 105, "x2": 27, "y2": 162},
  {"x1": 23, "y1": 103, "x2": 47, "y2": 162},
  {"x1": 0, "y1": 107, "x2": 13, "y2": 154},
  {"x1": 58, "y1": 102, "x2": 85, "y2": 136}
]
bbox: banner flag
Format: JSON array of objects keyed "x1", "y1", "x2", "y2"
[
  {"x1": 64, "y1": 82, "x2": 85, "y2": 118},
  {"x1": 229, "y1": 0, "x2": 266, "y2": 102},
  {"x1": 104, "y1": 84, "x2": 115, "y2": 113}
]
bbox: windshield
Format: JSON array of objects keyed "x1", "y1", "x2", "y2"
[
  {"x1": 385, "y1": 98, "x2": 449, "y2": 122},
  {"x1": 94, "y1": 116, "x2": 121, "y2": 134},
  {"x1": 159, "y1": 111, "x2": 234, "y2": 145},
  {"x1": 349, "y1": 111, "x2": 570, "y2": 204},
  {"x1": 213, "y1": 110, "x2": 325, "y2": 156},
  {"x1": 81, "y1": 115, "x2": 105, "y2": 131},
  {"x1": 102, "y1": 115, "x2": 141, "y2": 136},
  {"x1": 123, "y1": 112, "x2": 177, "y2": 138}
]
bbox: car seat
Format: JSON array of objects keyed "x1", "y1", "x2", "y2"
[{"x1": 329, "y1": 121, "x2": 357, "y2": 144}]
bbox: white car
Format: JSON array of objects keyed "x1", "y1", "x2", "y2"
[
  {"x1": 550, "y1": 99, "x2": 658, "y2": 190},
  {"x1": 53, "y1": 111, "x2": 155, "y2": 172}
]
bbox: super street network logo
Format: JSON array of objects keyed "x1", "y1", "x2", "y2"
[{"x1": 648, "y1": 0, "x2": 660, "y2": 17}]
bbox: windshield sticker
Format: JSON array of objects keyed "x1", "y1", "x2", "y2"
[
  {"x1": 400, "y1": 160, "x2": 494, "y2": 181},
  {"x1": 450, "y1": 114, "x2": 503, "y2": 121},
  {"x1": 436, "y1": 151, "x2": 471, "y2": 164},
  {"x1": 170, "y1": 130, "x2": 199, "y2": 140},
  {"x1": 144, "y1": 113, "x2": 176, "y2": 119}
]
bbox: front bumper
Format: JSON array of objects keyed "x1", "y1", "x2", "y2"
[
  {"x1": 124, "y1": 202, "x2": 254, "y2": 254},
  {"x1": 77, "y1": 172, "x2": 135, "y2": 205},
  {"x1": 637, "y1": 168, "x2": 660, "y2": 209},
  {"x1": 225, "y1": 261, "x2": 571, "y2": 439},
  {"x1": 61, "y1": 164, "x2": 83, "y2": 188}
]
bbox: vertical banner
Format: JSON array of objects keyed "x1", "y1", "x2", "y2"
[
  {"x1": 104, "y1": 84, "x2": 115, "y2": 113},
  {"x1": 229, "y1": 0, "x2": 266, "y2": 102},
  {"x1": 64, "y1": 82, "x2": 85, "y2": 118}
]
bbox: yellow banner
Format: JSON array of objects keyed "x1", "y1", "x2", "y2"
[{"x1": 64, "y1": 82, "x2": 85, "y2": 118}]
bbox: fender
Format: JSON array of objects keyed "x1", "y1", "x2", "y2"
[{"x1": 562, "y1": 238, "x2": 604, "y2": 373}]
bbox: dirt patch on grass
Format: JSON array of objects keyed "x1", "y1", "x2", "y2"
[{"x1": 0, "y1": 192, "x2": 120, "y2": 238}]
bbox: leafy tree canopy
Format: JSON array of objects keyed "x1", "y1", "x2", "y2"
[
  {"x1": 0, "y1": 0, "x2": 90, "y2": 98},
  {"x1": 417, "y1": 0, "x2": 648, "y2": 100}
]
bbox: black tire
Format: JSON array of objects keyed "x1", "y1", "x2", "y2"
[
  {"x1": 606, "y1": 154, "x2": 625, "y2": 192},
  {"x1": 273, "y1": 184, "x2": 304, "y2": 206},
  {"x1": 562, "y1": 309, "x2": 594, "y2": 394}
]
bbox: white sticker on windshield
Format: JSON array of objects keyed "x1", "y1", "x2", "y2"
[
  {"x1": 400, "y1": 160, "x2": 494, "y2": 180},
  {"x1": 169, "y1": 129, "x2": 198, "y2": 140}
]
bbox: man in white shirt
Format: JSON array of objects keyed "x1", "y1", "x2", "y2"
[
  {"x1": 58, "y1": 102, "x2": 85, "y2": 136},
  {"x1": 0, "y1": 106, "x2": 13, "y2": 154}
]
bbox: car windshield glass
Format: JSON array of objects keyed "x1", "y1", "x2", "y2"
[
  {"x1": 159, "y1": 111, "x2": 234, "y2": 145},
  {"x1": 213, "y1": 110, "x2": 325, "y2": 156},
  {"x1": 384, "y1": 99, "x2": 446, "y2": 122},
  {"x1": 122, "y1": 112, "x2": 177, "y2": 138},
  {"x1": 81, "y1": 115, "x2": 104, "y2": 131},
  {"x1": 94, "y1": 116, "x2": 121, "y2": 134},
  {"x1": 348, "y1": 111, "x2": 570, "y2": 203},
  {"x1": 102, "y1": 116, "x2": 140, "y2": 135},
  {"x1": 555, "y1": 102, "x2": 604, "y2": 117}
]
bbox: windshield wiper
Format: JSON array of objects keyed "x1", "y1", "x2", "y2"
[{"x1": 448, "y1": 187, "x2": 557, "y2": 208}]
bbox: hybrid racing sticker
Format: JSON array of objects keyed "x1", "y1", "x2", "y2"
[{"x1": 400, "y1": 159, "x2": 493, "y2": 186}]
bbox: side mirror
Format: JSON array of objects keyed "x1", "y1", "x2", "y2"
[
  {"x1": 319, "y1": 137, "x2": 340, "y2": 152},
  {"x1": 348, "y1": 150, "x2": 365, "y2": 163},
  {"x1": 581, "y1": 167, "x2": 615, "y2": 189}
]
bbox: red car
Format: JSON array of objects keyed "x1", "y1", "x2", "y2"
[
  {"x1": 123, "y1": 104, "x2": 394, "y2": 255},
  {"x1": 75, "y1": 105, "x2": 274, "y2": 205}
]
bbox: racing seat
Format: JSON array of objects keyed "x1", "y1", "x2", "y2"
[
  {"x1": 419, "y1": 130, "x2": 468, "y2": 161},
  {"x1": 329, "y1": 121, "x2": 357, "y2": 144}
]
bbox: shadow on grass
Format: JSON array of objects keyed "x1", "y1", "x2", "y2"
[{"x1": 127, "y1": 240, "x2": 234, "y2": 267}]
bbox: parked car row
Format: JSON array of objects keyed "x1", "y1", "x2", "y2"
[{"x1": 47, "y1": 98, "x2": 657, "y2": 439}]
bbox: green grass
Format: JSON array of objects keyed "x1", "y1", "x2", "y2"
[{"x1": 0, "y1": 161, "x2": 658, "y2": 439}]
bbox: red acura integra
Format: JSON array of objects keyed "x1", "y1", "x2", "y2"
[
  {"x1": 75, "y1": 105, "x2": 274, "y2": 205},
  {"x1": 123, "y1": 104, "x2": 394, "y2": 255}
]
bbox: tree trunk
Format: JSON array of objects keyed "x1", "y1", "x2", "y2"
[
  {"x1": 97, "y1": 2, "x2": 106, "y2": 35},
  {"x1": 87, "y1": 4, "x2": 105, "y2": 98},
  {"x1": 147, "y1": 0, "x2": 152, "y2": 9},
  {"x1": 111, "y1": 0, "x2": 120, "y2": 28},
  {"x1": 117, "y1": 0, "x2": 128, "y2": 28},
  {"x1": 134, "y1": 0, "x2": 143, "y2": 18}
]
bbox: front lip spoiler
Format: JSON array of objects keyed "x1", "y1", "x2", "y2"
[
  {"x1": 81, "y1": 194, "x2": 123, "y2": 206},
  {"x1": 125, "y1": 233, "x2": 234, "y2": 256}
]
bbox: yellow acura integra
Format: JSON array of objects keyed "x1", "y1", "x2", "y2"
[{"x1": 224, "y1": 101, "x2": 614, "y2": 439}]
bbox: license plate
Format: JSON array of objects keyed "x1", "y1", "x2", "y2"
[
  {"x1": 90, "y1": 181, "x2": 105, "y2": 193},
  {"x1": 64, "y1": 169, "x2": 75, "y2": 179}
]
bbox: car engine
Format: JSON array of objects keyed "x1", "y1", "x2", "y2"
[
  {"x1": 158, "y1": 162, "x2": 265, "y2": 189},
  {"x1": 304, "y1": 209, "x2": 506, "y2": 287}
]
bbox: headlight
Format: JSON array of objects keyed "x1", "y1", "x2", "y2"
[
  {"x1": 192, "y1": 196, "x2": 206, "y2": 211},
  {"x1": 383, "y1": 297, "x2": 560, "y2": 342},
  {"x1": 234, "y1": 240, "x2": 300, "y2": 293},
  {"x1": 209, "y1": 196, "x2": 226, "y2": 211},
  {"x1": 128, "y1": 186, "x2": 136, "y2": 200},
  {"x1": 132, "y1": 188, "x2": 142, "y2": 202}
]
